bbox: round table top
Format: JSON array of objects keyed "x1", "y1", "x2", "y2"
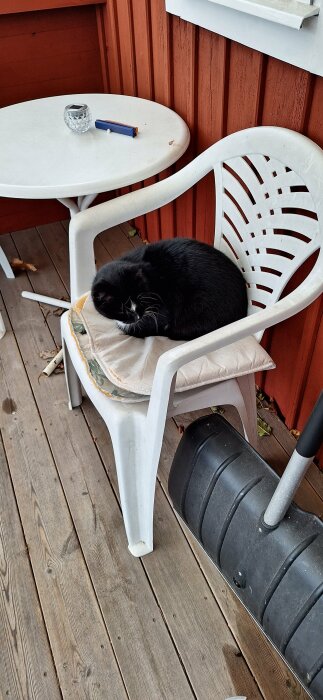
[{"x1": 0, "y1": 93, "x2": 190, "y2": 199}]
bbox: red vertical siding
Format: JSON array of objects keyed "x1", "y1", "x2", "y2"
[
  {"x1": 113, "y1": 0, "x2": 136, "y2": 96},
  {"x1": 171, "y1": 17, "x2": 196, "y2": 239},
  {"x1": 103, "y1": 4, "x2": 322, "y2": 451},
  {"x1": 260, "y1": 57, "x2": 312, "y2": 131},
  {"x1": 131, "y1": 0, "x2": 153, "y2": 101},
  {"x1": 102, "y1": 0, "x2": 122, "y2": 94},
  {"x1": 150, "y1": 0, "x2": 172, "y2": 107},
  {"x1": 0, "y1": 6, "x2": 104, "y2": 107},
  {"x1": 226, "y1": 43, "x2": 264, "y2": 134},
  {"x1": 150, "y1": 0, "x2": 174, "y2": 238},
  {"x1": 194, "y1": 30, "x2": 227, "y2": 243},
  {"x1": 297, "y1": 311, "x2": 323, "y2": 466},
  {"x1": 0, "y1": 5, "x2": 104, "y2": 232},
  {"x1": 129, "y1": 0, "x2": 154, "y2": 240}
]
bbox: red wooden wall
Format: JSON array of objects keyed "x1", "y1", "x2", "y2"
[
  {"x1": 100, "y1": 0, "x2": 322, "y2": 452},
  {"x1": 0, "y1": 3, "x2": 105, "y2": 232},
  {"x1": 0, "y1": 0, "x2": 322, "y2": 456}
]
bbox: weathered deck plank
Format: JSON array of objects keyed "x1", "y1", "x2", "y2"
[
  {"x1": 8, "y1": 224, "x2": 263, "y2": 699},
  {"x1": 0, "y1": 432, "x2": 62, "y2": 700},
  {"x1": 83, "y1": 400, "x2": 263, "y2": 700},
  {"x1": 33, "y1": 222, "x2": 282, "y2": 698},
  {"x1": 2, "y1": 230, "x2": 196, "y2": 699},
  {"x1": 0, "y1": 300, "x2": 128, "y2": 700}
]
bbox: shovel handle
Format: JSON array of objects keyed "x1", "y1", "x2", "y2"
[
  {"x1": 296, "y1": 391, "x2": 323, "y2": 459},
  {"x1": 263, "y1": 391, "x2": 323, "y2": 528}
]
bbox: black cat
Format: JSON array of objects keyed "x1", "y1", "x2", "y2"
[{"x1": 91, "y1": 238, "x2": 248, "y2": 340}]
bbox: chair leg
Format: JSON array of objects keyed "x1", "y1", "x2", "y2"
[
  {"x1": 0, "y1": 312, "x2": 5, "y2": 339},
  {"x1": 235, "y1": 373, "x2": 258, "y2": 447},
  {"x1": 109, "y1": 411, "x2": 163, "y2": 557},
  {"x1": 0, "y1": 247, "x2": 14, "y2": 279},
  {"x1": 62, "y1": 338, "x2": 82, "y2": 410}
]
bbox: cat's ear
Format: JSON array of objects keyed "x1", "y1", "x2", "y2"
[{"x1": 92, "y1": 281, "x2": 112, "y2": 303}]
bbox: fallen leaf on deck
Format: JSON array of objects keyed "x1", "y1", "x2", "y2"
[
  {"x1": 177, "y1": 424, "x2": 185, "y2": 435},
  {"x1": 39, "y1": 303, "x2": 66, "y2": 319},
  {"x1": 52, "y1": 307, "x2": 65, "y2": 317},
  {"x1": 257, "y1": 416, "x2": 272, "y2": 437},
  {"x1": 10, "y1": 257, "x2": 37, "y2": 272},
  {"x1": 256, "y1": 388, "x2": 278, "y2": 414},
  {"x1": 265, "y1": 396, "x2": 278, "y2": 414},
  {"x1": 127, "y1": 227, "x2": 138, "y2": 238},
  {"x1": 256, "y1": 387, "x2": 265, "y2": 408},
  {"x1": 290, "y1": 429, "x2": 301, "y2": 440},
  {"x1": 39, "y1": 349, "x2": 58, "y2": 360}
]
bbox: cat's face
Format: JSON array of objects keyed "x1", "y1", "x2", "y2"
[{"x1": 91, "y1": 260, "x2": 150, "y2": 322}]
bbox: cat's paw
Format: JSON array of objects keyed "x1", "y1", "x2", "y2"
[{"x1": 116, "y1": 320, "x2": 129, "y2": 334}]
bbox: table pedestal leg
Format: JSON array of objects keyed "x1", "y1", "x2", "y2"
[
  {"x1": 0, "y1": 246, "x2": 15, "y2": 339},
  {"x1": 0, "y1": 311, "x2": 5, "y2": 339},
  {"x1": 77, "y1": 193, "x2": 97, "y2": 211},
  {"x1": 21, "y1": 194, "x2": 98, "y2": 309},
  {"x1": 0, "y1": 245, "x2": 15, "y2": 279},
  {"x1": 20, "y1": 194, "x2": 98, "y2": 369}
]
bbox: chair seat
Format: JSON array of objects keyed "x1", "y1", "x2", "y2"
[{"x1": 68, "y1": 293, "x2": 275, "y2": 402}]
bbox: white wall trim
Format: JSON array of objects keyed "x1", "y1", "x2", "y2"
[
  {"x1": 207, "y1": 0, "x2": 319, "y2": 30},
  {"x1": 166, "y1": 0, "x2": 323, "y2": 76}
]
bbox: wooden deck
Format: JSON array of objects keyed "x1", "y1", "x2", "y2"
[{"x1": 0, "y1": 222, "x2": 322, "y2": 700}]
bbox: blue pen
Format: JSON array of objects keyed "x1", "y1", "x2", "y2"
[{"x1": 95, "y1": 119, "x2": 138, "y2": 137}]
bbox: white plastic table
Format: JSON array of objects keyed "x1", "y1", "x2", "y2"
[{"x1": 0, "y1": 93, "x2": 189, "y2": 332}]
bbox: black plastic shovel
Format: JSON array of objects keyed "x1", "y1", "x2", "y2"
[{"x1": 169, "y1": 392, "x2": 323, "y2": 699}]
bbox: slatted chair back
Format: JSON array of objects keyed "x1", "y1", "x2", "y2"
[{"x1": 214, "y1": 148, "x2": 321, "y2": 338}]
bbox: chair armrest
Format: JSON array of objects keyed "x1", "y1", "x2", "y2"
[
  {"x1": 160, "y1": 274, "x2": 322, "y2": 375},
  {"x1": 146, "y1": 272, "x2": 323, "y2": 436},
  {"x1": 68, "y1": 147, "x2": 216, "y2": 299},
  {"x1": 69, "y1": 146, "x2": 215, "y2": 243}
]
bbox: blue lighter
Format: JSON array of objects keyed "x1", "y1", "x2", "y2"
[{"x1": 95, "y1": 119, "x2": 138, "y2": 137}]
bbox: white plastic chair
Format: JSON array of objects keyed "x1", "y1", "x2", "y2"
[{"x1": 61, "y1": 126, "x2": 323, "y2": 557}]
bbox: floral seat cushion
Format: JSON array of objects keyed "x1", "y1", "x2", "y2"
[{"x1": 68, "y1": 293, "x2": 275, "y2": 402}]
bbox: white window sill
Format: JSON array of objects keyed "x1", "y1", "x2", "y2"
[
  {"x1": 207, "y1": 0, "x2": 319, "y2": 30},
  {"x1": 166, "y1": 0, "x2": 323, "y2": 76}
]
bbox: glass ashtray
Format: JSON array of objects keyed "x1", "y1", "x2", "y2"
[{"x1": 64, "y1": 103, "x2": 91, "y2": 133}]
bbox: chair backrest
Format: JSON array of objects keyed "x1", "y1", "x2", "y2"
[
  {"x1": 212, "y1": 128, "x2": 323, "y2": 329},
  {"x1": 69, "y1": 126, "x2": 323, "y2": 316}
]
